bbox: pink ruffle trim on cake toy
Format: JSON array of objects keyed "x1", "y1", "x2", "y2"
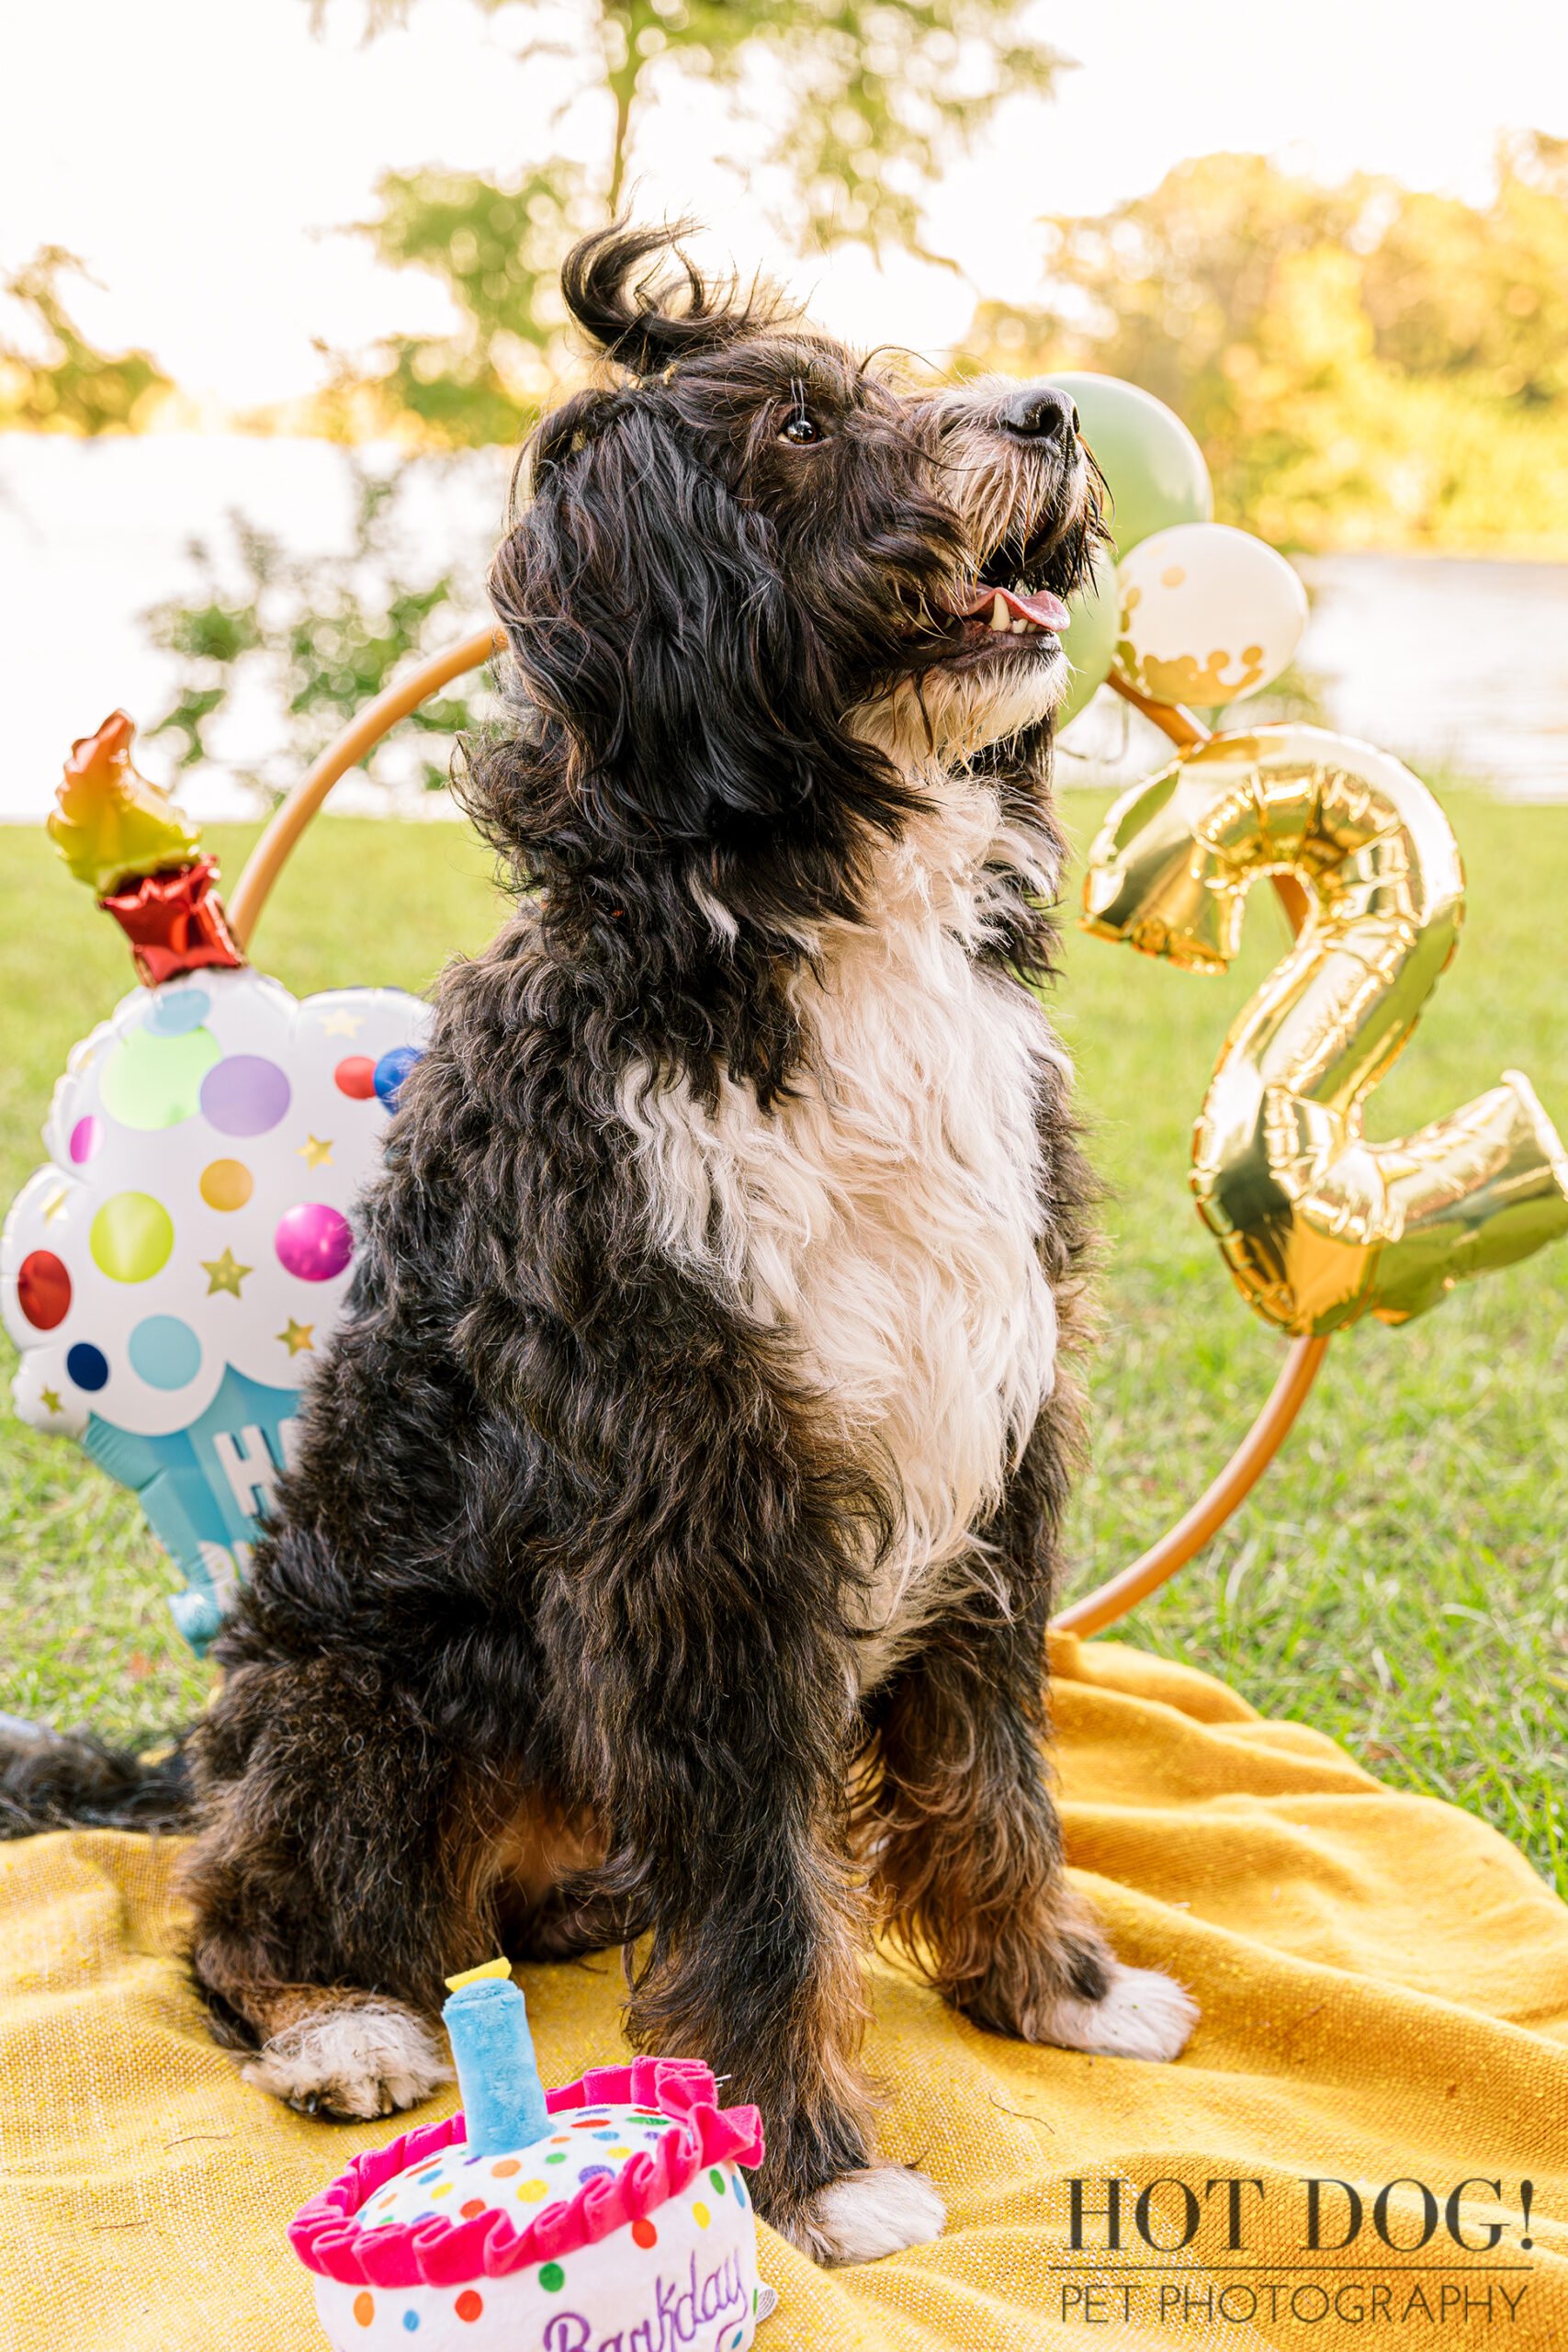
[{"x1": 288, "y1": 2056, "x2": 764, "y2": 2291}]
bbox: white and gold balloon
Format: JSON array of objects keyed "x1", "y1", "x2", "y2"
[{"x1": 1112, "y1": 522, "x2": 1309, "y2": 709}]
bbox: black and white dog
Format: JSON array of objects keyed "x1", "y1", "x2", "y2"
[{"x1": 163, "y1": 225, "x2": 1197, "y2": 2263}]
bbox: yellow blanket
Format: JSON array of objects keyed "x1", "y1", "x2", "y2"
[{"x1": 4, "y1": 1637, "x2": 1565, "y2": 2351}]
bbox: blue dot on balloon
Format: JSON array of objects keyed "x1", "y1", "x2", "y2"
[
  {"x1": 401, "y1": 2315, "x2": 420, "y2": 2335},
  {"x1": 66, "y1": 1342, "x2": 109, "y2": 1393},
  {"x1": 373, "y1": 1045, "x2": 423, "y2": 1111},
  {"x1": 144, "y1": 987, "x2": 212, "y2": 1038},
  {"x1": 128, "y1": 1315, "x2": 202, "y2": 1391}
]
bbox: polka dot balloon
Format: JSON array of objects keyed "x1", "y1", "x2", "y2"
[{"x1": 0, "y1": 965, "x2": 429, "y2": 1650}]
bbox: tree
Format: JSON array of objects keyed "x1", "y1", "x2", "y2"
[
  {"x1": 0, "y1": 247, "x2": 172, "y2": 435},
  {"x1": 309, "y1": 0, "x2": 1066, "y2": 446},
  {"x1": 144, "y1": 461, "x2": 494, "y2": 800},
  {"x1": 962, "y1": 138, "x2": 1568, "y2": 551},
  {"x1": 344, "y1": 164, "x2": 592, "y2": 448},
  {"x1": 1358, "y1": 131, "x2": 1568, "y2": 404},
  {"x1": 332, "y1": 0, "x2": 1061, "y2": 240}
]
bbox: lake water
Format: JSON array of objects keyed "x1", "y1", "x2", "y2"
[{"x1": 2, "y1": 434, "x2": 1566, "y2": 820}]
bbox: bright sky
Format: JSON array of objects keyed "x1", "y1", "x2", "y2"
[{"x1": 2, "y1": 0, "x2": 1565, "y2": 408}]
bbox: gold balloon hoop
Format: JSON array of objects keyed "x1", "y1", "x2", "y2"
[
  {"x1": 229, "y1": 642, "x2": 1325, "y2": 1637},
  {"x1": 226, "y1": 626, "x2": 503, "y2": 951},
  {"x1": 1052, "y1": 675, "x2": 1325, "y2": 1633}
]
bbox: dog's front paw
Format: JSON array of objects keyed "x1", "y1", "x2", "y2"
[
  {"x1": 1035, "y1": 1961, "x2": 1198, "y2": 2064},
  {"x1": 242, "y1": 1997, "x2": 453, "y2": 2120},
  {"x1": 782, "y1": 2163, "x2": 946, "y2": 2266}
]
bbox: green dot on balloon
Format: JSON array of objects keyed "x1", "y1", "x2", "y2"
[
  {"x1": 539, "y1": 2264, "x2": 565, "y2": 2292},
  {"x1": 709, "y1": 2168, "x2": 726, "y2": 2194},
  {"x1": 90, "y1": 1192, "x2": 175, "y2": 1283},
  {"x1": 99, "y1": 1025, "x2": 220, "y2": 1131}
]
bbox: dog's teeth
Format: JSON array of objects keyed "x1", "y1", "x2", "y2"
[
  {"x1": 1010, "y1": 617, "x2": 1028, "y2": 634},
  {"x1": 987, "y1": 594, "x2": 1010, "y2": 630}
]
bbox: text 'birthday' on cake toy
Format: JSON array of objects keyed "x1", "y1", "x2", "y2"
[{"x1": 290, "y1": 1958, "x2": 777, "y2": 2352}]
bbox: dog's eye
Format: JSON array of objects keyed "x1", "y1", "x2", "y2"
[{"x1": 780, "y1": 413, "x2": 821, "y2": 446}]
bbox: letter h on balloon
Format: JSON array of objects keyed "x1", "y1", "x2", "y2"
[{"x1": 213, "y1": 1422, "x2": 288, "y2": 1519}]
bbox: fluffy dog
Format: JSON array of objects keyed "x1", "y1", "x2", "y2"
[{"x1": 78, "y1": 224, "x2": 1199, "y2": 2262}]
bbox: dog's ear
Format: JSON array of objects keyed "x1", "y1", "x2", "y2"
[
  {"x1": 561, "y1": 220, "x2": 784, "y2": 378},
  {"x1": 499, "y1": 401, "x2": 813, "y2": 841},
  {"x1": 482, "y1": 400, "x2": 914, "y2": 906}
]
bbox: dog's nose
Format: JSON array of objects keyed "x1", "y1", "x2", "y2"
[{"x1": 999, "y1": 383, "x2": 1079, "y2": 443}]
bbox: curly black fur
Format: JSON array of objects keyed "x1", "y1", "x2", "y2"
[
  {"x1": 0, "y1": 1722, "x2": 191, "y2": 1837},
  {"x1": 11, "y1": 224, "x2": 1129, "y2": 2252}
]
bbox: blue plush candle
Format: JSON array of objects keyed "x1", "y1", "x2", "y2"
[{"x1": 442, "y1": 1973, "x2": 551, "y2": 2157}]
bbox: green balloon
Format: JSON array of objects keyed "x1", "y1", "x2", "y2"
[
  {"x1": 1046, "y1": 373, "x2": 1212, "y2": 560},
  {"x1": 1054, "y1": 544, "x2": 1120, "y2": 731}
]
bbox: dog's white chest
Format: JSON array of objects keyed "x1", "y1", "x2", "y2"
[{"x1": 619, "y1": 795, "x2": 1063, "y2": 1682}]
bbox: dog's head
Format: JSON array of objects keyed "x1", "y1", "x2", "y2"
[{"x1": 474, "y1": 223, "x2": 1103, "y2": 936}]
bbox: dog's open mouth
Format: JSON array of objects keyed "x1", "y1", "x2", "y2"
[{"x1": 931, "y1": 582, "x2": 1071, "y2": 668}]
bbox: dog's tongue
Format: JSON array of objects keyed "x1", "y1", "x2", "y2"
[{"x1": 951, "y1": 584, "x2": 1071, "y2": 631}]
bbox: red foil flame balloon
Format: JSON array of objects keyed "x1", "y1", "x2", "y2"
[
  {"x1": 48, "y1": 711, "x2": 245, "y2": 984},
  {"x1": 97, "y1": 856, "x2": 244, "y2": 988}
]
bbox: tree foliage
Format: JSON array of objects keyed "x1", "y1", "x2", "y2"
[
  {"x1": 337, "y1": 0, "x2": 1059, "y2": 234},
  {"x1": 143, "y1": 464, "x2": 494, "y2": 798},
  {"x1": 315, "y1": 0, "x2": 1063, "y2": 446},
  {"x1": 347, "y1": 164, "x2": 591, "y2": 448},
  {"x1": 0, "y1": 247, "x2": 172, "y2": 435},
  {"x1": 963, "y1": 134, "x2": 1568, "y2": 551}
]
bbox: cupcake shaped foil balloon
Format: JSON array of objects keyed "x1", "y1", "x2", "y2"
[
  {"x1": 291, "y1": 1961, "x2": 775, "y2": 2352},
  {"x1": 0, "y1": 713, "x2": 429, "y2": 1650}
]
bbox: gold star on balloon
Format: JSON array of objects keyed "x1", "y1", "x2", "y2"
[
  {"x1": 298, "y1": 1134, "x2": 334, "y2": 1168},
  {"x1": 276, "y1": 1318, "x2": 314, "y2": 1356},
  {"x1": 42, "y1": 1187, "x2": 68, "y2": 1224},
  {"x1": 201, "y1": 1249, "x2": 252, "y2": 1298},
  {"x1": 39, "y1": 1387, "x2": 63, "y2": 1415},
  {"x1": 319, "y1": 1010, "x2": 363, "y2": 1038}
]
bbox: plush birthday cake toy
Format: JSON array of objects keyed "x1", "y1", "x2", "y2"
[{"x1": 289, "y1": 1961, "x2": 777, "y2": 2352}]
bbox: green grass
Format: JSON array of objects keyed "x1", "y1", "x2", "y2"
[{"x1": 3, "y1": 797, "x2": 1566, "y2": 1893}]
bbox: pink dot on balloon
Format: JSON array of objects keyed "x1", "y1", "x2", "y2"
[
  {"x1": 69, "y1": 1115, "x2": 102, "y2": 1165},
  {"x1": 274, "y1": 1203, "x2": 353, "y2": 1283}
]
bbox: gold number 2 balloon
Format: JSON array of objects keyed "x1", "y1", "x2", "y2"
[{"x1": 1083, "y1": 723, "x2": 1568, "y2": 1336}]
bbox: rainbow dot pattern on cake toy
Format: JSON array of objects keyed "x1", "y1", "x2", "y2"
[
  {"x1": 290, "y1": 1966, "x2": 773, "y2": 2352},
  {"x1": 0, "y1": 965, "x2": 429, "y2": 1648}
]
